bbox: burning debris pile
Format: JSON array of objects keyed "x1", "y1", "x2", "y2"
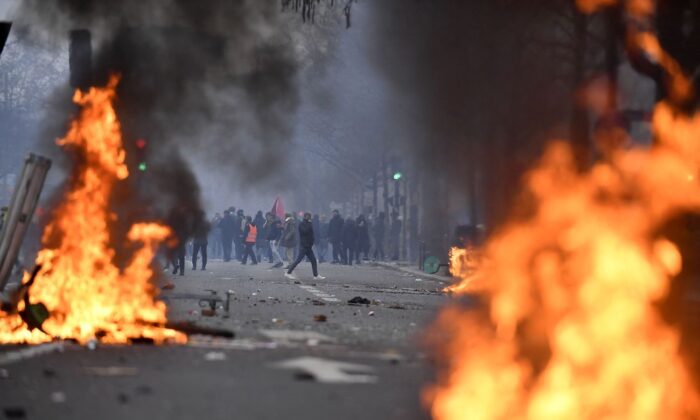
[
  {"x1": 427, "y1": 1, "x2": 700, "y2": 419},
  {"x1": 0, "y1": 77, "x2": 185, "y2": 345}
]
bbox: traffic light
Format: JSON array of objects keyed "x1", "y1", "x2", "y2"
[
  {"x1": 393, "y1": 172, "x2": 402, "y2": 181},
  {"x1": 135, "y1": 139, "x2": 147, "y2": 171}
]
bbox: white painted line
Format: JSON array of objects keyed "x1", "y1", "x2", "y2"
[
  {"x1": 0, "y1": 342, "x2": 65, "y2": 366},
  {"x1": 296, "y1": 284, "x2": 340, "y2": 303},
  {"x1": 260, "y1": 329, "x2": 336, "y2": 343}
]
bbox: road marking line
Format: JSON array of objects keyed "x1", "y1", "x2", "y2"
[
  {"x1": 0, "y1": 342, "x2": 65, "y2": 366},
  {"x1": 271, "y1": 356, "x2": 377, "y2": 384},
  {"x1": 297, "y1": 284, "x2": 340, "y2": 302}
]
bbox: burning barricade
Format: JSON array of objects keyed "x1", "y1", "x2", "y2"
[{"x1": 0, "y1": 76, "x2": 185, "y2": 345}]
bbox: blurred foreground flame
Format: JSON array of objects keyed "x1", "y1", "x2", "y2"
[
  {"x1": 0, "y1": 76, "x2": 185, "y2": 345},
  {"x1": 427, "y1": 1, "x2": 700, "y2": 419}
]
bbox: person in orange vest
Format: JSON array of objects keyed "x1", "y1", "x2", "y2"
[{"x1": 241, "y1": 216, "x2": 258, "y2": 265}]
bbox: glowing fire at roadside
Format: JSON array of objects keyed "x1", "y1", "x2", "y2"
[
  {"x1": 445, "y1": 246, "x2": 484, "y2": 294},
  {"x1": 427, "y1": 2, "x2": 700, "y2": 419},
  {"x1": 0, "y1": 76, "x2": 185, "y2": 345}
]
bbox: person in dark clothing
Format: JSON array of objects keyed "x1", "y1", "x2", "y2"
[
  {"x1": 285, "y1": 213, "x2": 325, "y2": 280},
  {"x1": 241, "y1": 216, "x2": 258, "y2": 265},
  {"x1": 341, "y1": 217, "x2": 357, "y2": 266},
  {"x1": 328, "y1": 210, "x2": 344, "y2": 264},
  {"x1": 210, "y1": 213, "x2": 222, "y2": 259},
  {"x1": 219, "y1": 210, "x2": 235, "y2": 262},
  {"x1": 167, "y1": 205, "x2": 193, "y2": 276},
  {"x1": 373, "y1": 211, "x2": 386, "y2": 261},
  {"x1": 234, "y1": 209, "x2": 245, "y2": 261},
  {"x1": 355, "y1": 214, "x2": 370, "y2": 264},
  {"x1": 254, "y1": 210, "x2": 267, "y2": 262},
  {"x1": 192, "y1": 214, "x2": 210, "y2": 271},
  {"x1": 390, "y1": 211, "x2": 402, "y2": 260},
  {"x1": 266, "y1": 213, "x2": 284, "y2": 268}
]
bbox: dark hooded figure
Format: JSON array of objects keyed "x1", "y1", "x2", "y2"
[
  {"x1": 219, "y1": 210, "x2": 235, "y2": 262},
  {"x1": 284, "y1": 212, "x2": 325, "y2": 280},
  {"x1": 328, "y1": 209, "x2": 344, "y2": 264},
  {"x1": 167, "y1": 205, "x2": 194, "y2": 276},
  {"x1": 341, "y1": 217, "x2": 357, "y2": 266},
  {"x1": 355, "y1": 214, "x2": 370, "y2": 264},
  {"x1": 192, "y1": 212, "x2": 210, "y2": 271}
]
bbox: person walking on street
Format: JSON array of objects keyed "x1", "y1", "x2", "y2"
[
  {"x1": 192, "y1": 214, "x2": 210, "y2": 271},
  {"x1": 280, "y1": 213, "x2": 297, "y2": 267},
  {"x1": 285, "y1": 212, "x2": 325, "y2": 280},
  {"x1": 220, "y1": 210, "x2": 235, "y2": 262},
  {"x1": 266, "y1": 213, "x2": 284, "y2": 268},
  {"x1": 342, "y1": 216, "x2": 357, "y2": 266},
  {"x1": 241, "y1": 216, "x2": 258, "y2": 265},
  {"x1": 373, "y1": 211, "x2": 386, "y2": 261},
  {"x1": 328, "y1": 210, "x2": 344, "y2": 264}
]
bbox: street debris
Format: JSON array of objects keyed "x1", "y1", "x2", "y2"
[
  {"x1": 311, "y1": 299, "x2": 326, "y2": 306},
  {"x1": 84, "y1": 367, "x2": 139, "y2": 377},
  {"x1": 313, "y1": 314, "x2": 327, "y2": 322},
  {"x1": 50, "y1": 391, "x2": 66, "y2": 404},
  {"x1": 3, "y1": 407, "x2": 26, "y2": 419},
  {"x1": 86, "y1": 339, "x2": 98, "y2": 351},
  {"x1": 348, "y1": 296, "x2": 371, "y2": 305},
  {"x1": 388, "y1": 304, "x2": 406, "y2": 310},
  {"x1": 201, "y1": 308, "x2": 216, "y2": 317},
  {"x1": 161, "y1": 282, "x2": 175, "y2": 290},
  {"x1": 368, "y1": 311, "x2": 375, "y2": 316},
  {"x1": 294, "y1": 371, "x2": 316, "y2": 381},
  {"x1": 204, "y1": 351, "x2": 227, "y2": 361}
]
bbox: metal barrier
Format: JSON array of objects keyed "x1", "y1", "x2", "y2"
[{"x1": 0, "y1": 154, "x2": 51, "y2": 292}]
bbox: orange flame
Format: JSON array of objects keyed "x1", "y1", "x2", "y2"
[
  {"x1": 427, "y1": 2, "x2": 700, "y2": 419},
  {"x1": 445, "y1": 246, "x2": 484, "y2": 294},
  {"x1": 0, "y1": 76, "x2": 185, "y2": 345}
]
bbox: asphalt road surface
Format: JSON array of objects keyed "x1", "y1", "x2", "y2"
[{"x1": 0, "y1": 259, "x2": 449, "y2": 420}]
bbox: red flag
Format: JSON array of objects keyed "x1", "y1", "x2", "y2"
[{"x1": 271, "y1": 197, "x2": 285, "y2": 219}]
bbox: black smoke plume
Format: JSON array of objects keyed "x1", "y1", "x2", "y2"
[{"x1": 14, "y1": 0, "x2": 301, "y2": 244}]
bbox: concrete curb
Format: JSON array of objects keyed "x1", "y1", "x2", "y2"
[{"x1": 372, "y1": 261, "x2": 451, "y2": 284}]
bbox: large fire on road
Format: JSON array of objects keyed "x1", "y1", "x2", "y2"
[
  {"x1": 0, "y1": 76, "x2": 185, "y2": 345},
  {"x1": 428, "y1": 1, "x2": 700, "y2": 419}
]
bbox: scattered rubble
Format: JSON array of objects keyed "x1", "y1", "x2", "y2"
[
  {"x1": 3, "y1": 407, "x2": 26, "y2": 419},
  {"x1": 368, "y1": 311, "x2": 375, "y2": 316},
  {"x1": 313, "y1": 315, "x2": 327, "y2": 322},
  {"x1": 161, "y1": 282, "x2": 175, "y2": 290},
  {"x1": 387, "y1": 304, "x2": 406, "y2": 310},
  {"x1": 348, "y1": 296, "x2": 371, "y2": 305}
]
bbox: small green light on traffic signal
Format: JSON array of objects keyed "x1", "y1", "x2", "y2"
[
  {"x1": 138, "y1": 162, "x2": 147, "y2": 172},
  {"x1": 393, "y1": 172, "x2": 402, "y2": 181}
]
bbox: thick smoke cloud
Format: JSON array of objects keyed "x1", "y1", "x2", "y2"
[{"x1": 14, "y1": 0, "x2": 302, "y2": 239}]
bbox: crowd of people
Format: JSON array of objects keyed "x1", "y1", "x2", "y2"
[{"x1": 168, "y1": 206, "x2": 403, "y2": 278}]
